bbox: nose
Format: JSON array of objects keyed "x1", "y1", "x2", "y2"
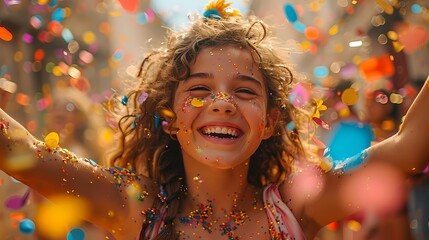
[{"x1": 208, "y1": 92, "x2": 237, "y2": 114}]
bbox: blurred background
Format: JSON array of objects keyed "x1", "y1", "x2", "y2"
[{"x1": 1, "y1": 0, "x2": 429, "y2": 239}]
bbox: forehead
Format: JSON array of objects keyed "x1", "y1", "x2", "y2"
[{"x1": 191, "y1": 46, "x2": 263, "y2": 77}]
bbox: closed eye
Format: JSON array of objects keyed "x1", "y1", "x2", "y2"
[
  {"x1": 235, "y1": 88, "x2": 257, "y2": 99},
  {"x1": 189, "y1": 85, "x2": 211, "y2": 97},
  {"x1": 236, "y1": 88, "x2": 256, "y2": 95},
  {"x1": 189, "y1": 86, "x2": 210, "y2": 91}
]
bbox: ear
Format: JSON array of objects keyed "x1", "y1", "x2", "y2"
[{"x1": 262, "y1": 107, "x2": 280, "y2": 140}]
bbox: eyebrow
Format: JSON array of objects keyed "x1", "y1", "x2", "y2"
[{"x1": 187, "y1": 72, "x2": 263, "y2": 88}]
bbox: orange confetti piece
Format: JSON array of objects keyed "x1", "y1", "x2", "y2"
[
  {"x1": 304, "y1": 26, "x2": 320, "y2": 40},
  {"x1": 10, "y1": 212, "x2": 25, "y2": 220},
  {"x1": 118, "y1": 0, "x2": 138, "y2": 13},
  {"x1": 15, "y1": 93, "x2": 30, "y2": 106},
  {"x1": 34, "y1": 49, "x2": 45, "y2": 61},
  {"x1": 358, "y1": 54, "x2": 395, "y2": 81},
  {"x1": 0, "y1": 26, "x2": 13, "y2": 41}
]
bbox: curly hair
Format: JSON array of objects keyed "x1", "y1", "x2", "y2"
[{"x1": 106, "y1": 14, "x2": 314, "y2": 240}]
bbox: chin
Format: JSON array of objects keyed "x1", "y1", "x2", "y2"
[{"x1": 198, "y1": 155, "x2": 248, "y2": 169}]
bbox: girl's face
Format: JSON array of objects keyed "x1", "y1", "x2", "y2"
[{"x1": 172, "y1": 45, "x2": 275, "y2": 169}]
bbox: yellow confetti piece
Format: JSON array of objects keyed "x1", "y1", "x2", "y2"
[
  {"x1": 160, "y1": 108, "x2": 175, "y2": 119},
  {"x1": 389, "y1": 93, "x2": 403, "y2": 104},
  {"x1": 375, "y1": 0, "x2": 394, "y2": 15},
  {"x1": 82, "y1": 31, "x2": 96, "y2": 45},
  {"x1": 392, "y1": 41, "x2": 405, "y2": 52},
  {"x1": 387, "y1": 30, "x2": 398, "y2": 41},
  {"x1": 35, "y1": 195, "x2": 88, "y2": 238},
  {"x1": 191, "y1": 98, "x2": 204, "y2": 107},
  {"x1": 328, "y1": 24, "x2": 338, "y2": 36},
  {"x1": 45, "y1": 132, "x2": 60, "y2": 149},
  {"x1": 341, "y1": 88, "x2": 359, "y2": 106},
  {"x1": 320, "y1": 158, "x2": 333, "y2": 172},
  {"x1": 381, "y1": 119, "x2": 395, "y2": 131},
  {"x1": 347, "y1": 220, "x2": 361, "y2": 231}
]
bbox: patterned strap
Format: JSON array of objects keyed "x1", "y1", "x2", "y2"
[{"x1": 263, "y1": 183, "x2": 306, "y2": 239}]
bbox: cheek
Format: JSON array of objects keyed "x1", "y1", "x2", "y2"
[
  {"x1": 239, "y1": 100, "x2": 267, "y2": 135},
  {"x1": 178, "y1": 96, "x2": 209, "y2": 113}
]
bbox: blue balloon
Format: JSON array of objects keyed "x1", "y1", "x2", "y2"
[{"x1": 326, "y1": 120, "x2": 374, "y2": 161}]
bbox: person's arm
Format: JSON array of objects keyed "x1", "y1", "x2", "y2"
[
  {"x1": 0, "y1": 108, "x2": 157, "y2": 235},
  {"x1": 286, "y1": 76, "x2": 429, "y2": 229}
]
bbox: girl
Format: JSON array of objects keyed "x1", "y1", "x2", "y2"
[{"x1": 1, "y1": 0, "x2": 429, "y2": 239}]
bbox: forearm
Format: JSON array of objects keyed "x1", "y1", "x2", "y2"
[
  {"x1": 1, "y1": 108, "x2": 155, "y2": 231},
  {"x1": 367, "y1": 76, "x2": 429, "y2": 174}
]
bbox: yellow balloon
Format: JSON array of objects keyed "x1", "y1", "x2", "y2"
[{"x1": 45, "y1": 132, "x2": 60, "y2": 149}]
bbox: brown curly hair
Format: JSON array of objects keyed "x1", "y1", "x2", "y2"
[{"x1": 106, "y1": 14, "x2": 314, "y2": 240}]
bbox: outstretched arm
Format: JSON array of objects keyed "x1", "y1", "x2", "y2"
[
  {"x1": 367, "y1": 77, "x2": 429, "y2": 173},
  {"x1": 0, "y1": 108, "x2": 156, "y2": 237},
  {"x1": 287, "y1": 76, "x2": 429, "y2": 232}
]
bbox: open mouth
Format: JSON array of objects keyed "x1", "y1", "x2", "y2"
[{"x1": 200, "y1": 126, "x2": 240, "y2": 139}]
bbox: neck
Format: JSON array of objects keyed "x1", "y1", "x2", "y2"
[{"x1": 182, "y1": 157, "x2": 253, "y2": 218}]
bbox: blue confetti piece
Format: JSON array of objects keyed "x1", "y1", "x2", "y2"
[
  {"x1": 19, "y1": 219, "x2": 35, "y2": 234},
  {"x1": 411, "y1": 4, "x2": 422, "y2": 14},
  {"x1": 67, "y1": 228, "x2": 85, "y2": 240},
  {"x1": 49, "y1": 0, "x2": 58, "y2": 8},
  {"x1": 314, "y1": 66, "x2": 329, "y2": 78},
  {"x1": 52, "y1": 8, "x2": 65, "y2": 22},
  {"x1": 284, "y1": 3, "x2": 298, "y2": 23},
  {"x1": 292, "y1": 20, "x2": 306, "y2": 33},
  {"x1": 154, "y1": 113, "x2": 160, "y2": 129},
  {"x1": 137, "y1": 12, "x2": 148, "y2": 24},
  {"x1": 121, "y1": 96, "x2": 128, "y2": 106}
]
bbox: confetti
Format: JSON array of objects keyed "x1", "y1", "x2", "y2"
[
  {"x1": 66, "y1": 228, "x2": 85, "y2": 240},
  {"x1": 313, "y1": 66, "x2": 329, "y2": 78},
  {"x1": 289, "y1": 83, "x2": 309, "y2": 107},
  {"x1": 375, "y1": 0, "x2": 394, "y2": 15},
  {"x1": 0, "y1": 26, "x2": 13, "y2": 41},
  {"x1": 358, "y1": 54, "x2": 394, "y2": 82},
  {"x1": 18, "y1": 219, "x2": 35, "y2": 234},
  {"x1": 5, "y1": 188, "x2": 32, "y2": 210},
  {"x1": 35, "y1": 195, "x2": 88, "y2": 238},
  {"x1": 284, "y1": 3, "x2": 298, "y2": 23},
  {"x1": 191, "y1": 97, "x2": 205, "y2": 107},
  {"x1": 51, "y1": 8, "x2": 65, "y2": 22},
  {"x1": 45, "y1": 132, "x2": 60, "y2": 149},
  {"x1": 118, "y1": 0, "x2": 139, "y2": 13},
  {"x1": 341, "y1": 88, "x2": 359, "y2": 106},
  {"x1": 304, "y1": 26, "x2": 320, "y2": 40},
  {"x1": 30, "y1": 15, "x2": 43, "y2": 29},
  {"x1": 3, "y1": 0, "x2": 21, "y2": 6}
]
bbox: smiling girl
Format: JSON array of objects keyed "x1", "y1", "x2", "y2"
[{"x1": 1, "y1": 1, "x2": 429, "y2": 239}]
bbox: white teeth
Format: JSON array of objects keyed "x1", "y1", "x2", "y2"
[{"x1": 202, "y1": 126, "x2": 239, "y2": 137}]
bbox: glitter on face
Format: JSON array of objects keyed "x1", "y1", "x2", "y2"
[{"x1": 210, "y1": 92, "x2": 237, "y2": 108}]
